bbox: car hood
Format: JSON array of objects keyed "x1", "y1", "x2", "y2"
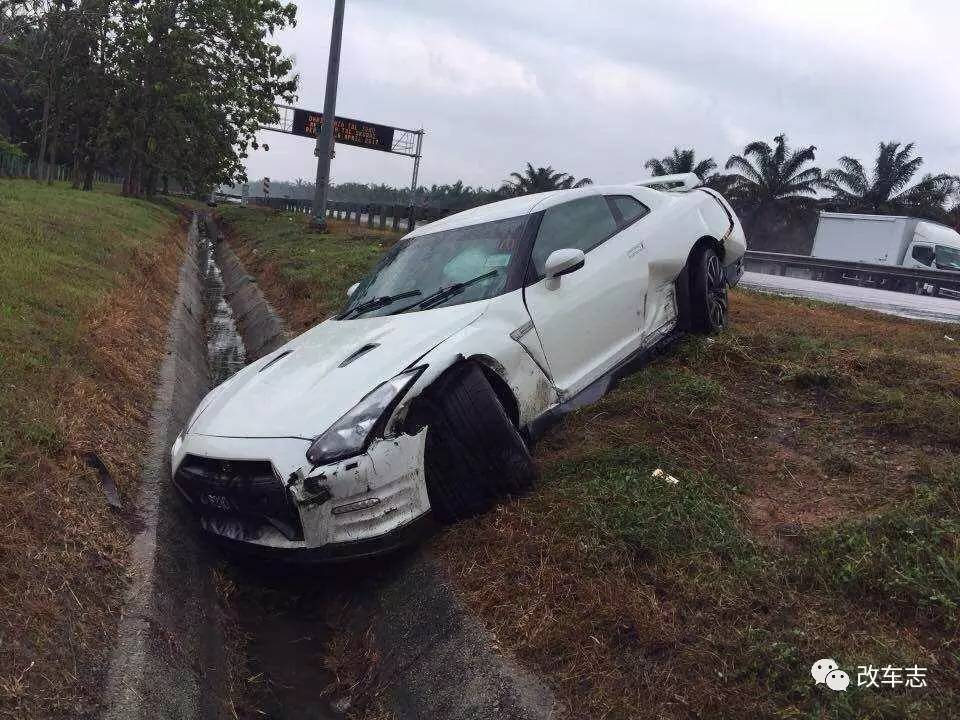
[{"x1": 189, "y1": 303, "x2": 485, "y2": 439}]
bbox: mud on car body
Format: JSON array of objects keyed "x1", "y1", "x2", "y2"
[{"x1": 171, "y1": 174, "x2": 747, "y2": 560}]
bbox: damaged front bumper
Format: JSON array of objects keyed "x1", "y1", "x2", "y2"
[{"x1": 170, "y1": 429, "x2": 433, "y2": 560}]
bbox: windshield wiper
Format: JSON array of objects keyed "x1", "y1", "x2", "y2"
[
  {"x1": 340, "y1": 289, "x2": 422, "y2": 319},
  {"x1": 392, "y1": 270, "x2": 499, "y2": 314}
]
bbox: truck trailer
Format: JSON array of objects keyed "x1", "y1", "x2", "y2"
[{"x1": 811, "y1": 212, "x2": 960, "y2": 271}]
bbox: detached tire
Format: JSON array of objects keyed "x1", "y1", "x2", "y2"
[
  {"x1": 418, "y1": 363, "x2": 536, "y2": 522},
  {"x1": 690, "y1": 245, "x2": 729, "y2": 333}
]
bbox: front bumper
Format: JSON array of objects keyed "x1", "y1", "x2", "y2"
[{"x1": 171, "y1": 429, "x2": 432, "y2": 559}]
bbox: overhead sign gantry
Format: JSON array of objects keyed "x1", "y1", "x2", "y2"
[{"x1": 262, "y1": 104, "x2": 424, "y2": 192}]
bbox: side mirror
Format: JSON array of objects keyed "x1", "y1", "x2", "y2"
[
  {"x1": 346, "y1": 282, "x2": 359, "y2": 298},
  {"x1": 544, "y1": 248, "x2": 585, "y2": 289}
]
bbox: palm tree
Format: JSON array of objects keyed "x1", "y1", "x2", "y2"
[
  {"x1": 645, "y1": 148, "x2": 717, "y2": 180},
  {"x1": 505, "y1": 162, "x2": 593, "y2": 196},
  {"x1": 821, "y1": 141, "x2": 958, "y2": 220},
  {"x1": 724, "y1": 133, "x2": 822, "y2": 221},
  {"x1": 947, "y1": 203, "x2": 960, "y2": 232}
]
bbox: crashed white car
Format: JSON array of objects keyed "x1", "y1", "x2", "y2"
[{"x1": 171, "y1": 174, "x2": 747, "y2": 560}]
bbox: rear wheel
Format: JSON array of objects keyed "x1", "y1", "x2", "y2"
[
  {"x1": 690, "y1": 246, "x2": 728, "y2": 333},
  {"x1": 416, "y1": 363, "x2": 536, "y2": 522}
]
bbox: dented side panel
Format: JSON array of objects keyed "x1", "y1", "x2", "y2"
[{"x1": 392, "y1": 289, "x2": 559, "y2": 429}]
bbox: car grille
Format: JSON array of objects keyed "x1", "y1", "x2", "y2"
[{"x1": 174, "y1": 454, "x2": 304, "y2": 541}]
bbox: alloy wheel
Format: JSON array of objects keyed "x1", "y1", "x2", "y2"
[{"x1": 706, "y1": 254, "x2": 728, "y2": 329}]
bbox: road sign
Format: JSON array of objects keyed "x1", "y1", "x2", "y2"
[
  {"x1": 264, "y1": 105, "x2": 422, "y2": 159},
  {"x1": 290, "y1": 109, "x2": 395, "y2": 153},
  {"x1": 261, "y1": 103, "x2": 425, "y2": 211}
]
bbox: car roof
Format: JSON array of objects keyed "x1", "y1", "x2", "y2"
[{"x1": 405, "y1": 184, "x2": 664, "y2": 237}]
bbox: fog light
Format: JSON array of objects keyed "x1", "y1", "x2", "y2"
[{"x1": 331, "y1": 497, "x2": 381, "y2": 516}]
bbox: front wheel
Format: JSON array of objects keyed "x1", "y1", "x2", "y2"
[
  {"x1": 690, "y1": 246, "x2": 728, "y2": 333},
  {"x1": 416, "y1": 363, "x2": 536, "y2": 522}
]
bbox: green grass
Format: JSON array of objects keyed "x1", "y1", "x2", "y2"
[
  {"x1": 546, "y1": 443, "x2": 960, "y2": 718},
  {"x1": 217, "y1": 206, "x2": 395, "y2": 324},
  {"x1": 801, "y1": 472, "x2": 960, "y2": 625},
  {"x1": 555, "y1": 445, "x2": 745, "y2": 562},
  {"x1": 0, "y1": 179, "x2": 177, "y2": 466}
]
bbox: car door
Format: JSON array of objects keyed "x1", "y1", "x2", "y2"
[{"x1": 522, "y1": 193, "x2": 650, "y2": 396}]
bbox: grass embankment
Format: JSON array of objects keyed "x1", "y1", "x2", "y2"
[
  {"x1": 0, "y1": 180, "x2": 184, "y2": 718},
  {"x1": 218, "y1": 205, "x2": 398, "y2": 332},
  {"x1": 222, "y1": 207, "x2": 960, "y2": 720}
]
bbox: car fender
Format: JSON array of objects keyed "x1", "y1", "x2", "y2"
[{"x1": 388, "y1": 292, "x2": 558, "y2": 434}]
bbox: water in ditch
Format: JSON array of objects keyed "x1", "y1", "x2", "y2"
[
  {"x1": 196, "y1": 216, "x2": 347, "y2": 719},
  {"x1": 197, "y1": 219, "x2": 247, "y2": 387}
]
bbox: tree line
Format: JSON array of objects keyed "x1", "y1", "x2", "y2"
[
  {"x1": 250, "y1": 162, "x2": 594, "y2": 212},
  {"x1": 646, "y1": 135, "x2": 959, "y2": 250},
  {"x1": 263, "y1": 137, "x2": 959, "y2": 253},
  {"x1": 0, "y1": 0, "x2": 297, "y2": 195}
]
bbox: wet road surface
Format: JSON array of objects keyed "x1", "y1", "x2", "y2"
[{"x1": 741, "y1": 271, "x2": 960, "y2": 324}]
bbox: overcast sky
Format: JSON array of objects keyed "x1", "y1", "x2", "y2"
[{"x1": 243, "y1": 0, "x2": 960, "y2": 191}]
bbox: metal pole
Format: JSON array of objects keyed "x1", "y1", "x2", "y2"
[
  {"x1": 311, "y1": 0, "x2": 346, "y2": 230},
  {"x1": 409, "y1": 130, "x2": 424, "y2": 200}
]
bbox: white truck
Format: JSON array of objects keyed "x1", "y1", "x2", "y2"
[{"x1": 811, "y1": 211, "x2": 960, "y2": 272}]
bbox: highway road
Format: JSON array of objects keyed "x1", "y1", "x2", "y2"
[{"x1": 740, "y1": 271, "x2": 960, "y2": 324}]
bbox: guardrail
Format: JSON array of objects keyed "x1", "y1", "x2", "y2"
[
  {"x1": 743, "y1": 250, "x2": 960, "y2": 301},
  {"x1": 245, "y1": 197, "x2": 452, "y2": 231}
]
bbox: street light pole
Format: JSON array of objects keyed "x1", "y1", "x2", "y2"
[{"x1": 311, "y1": 0, "x2": 346, "y2": 230}]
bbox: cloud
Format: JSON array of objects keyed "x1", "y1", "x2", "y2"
[
  {"x1": 573, "y1": 59, "x2": 695, "y2": 110},
  {"x1": 348, "y1": 11, "x2": 538, "y2": 98},
  {"x1": 244, "y1": 0, "x2": 960, "y2": 188}
]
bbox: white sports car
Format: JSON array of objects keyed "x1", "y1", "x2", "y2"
[{"x1": 171, "y1": 174, "x2": 746, "y2": 560}]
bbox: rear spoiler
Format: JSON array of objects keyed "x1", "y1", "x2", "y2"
[{"x1": 633, "y1": 172, "x2": 702, "y2": 191}]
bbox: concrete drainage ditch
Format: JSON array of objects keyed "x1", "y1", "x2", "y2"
[{"x1": 102, "y1": 212, "x2": 555, "y2": 720}]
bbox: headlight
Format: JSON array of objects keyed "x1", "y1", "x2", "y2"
[{"x1": 305, "y1": 366, "x2": 426, "y2": 466}]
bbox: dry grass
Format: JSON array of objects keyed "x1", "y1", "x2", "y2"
[{"x1": 0, "y1": 181, "x2": 183, "y2": 719}]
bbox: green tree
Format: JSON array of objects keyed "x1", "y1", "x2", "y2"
[
  {"x1": 107, "y1": 0, "x2": 298, "y2": 195},
  {"x1": 725, "y1": 133, "x2": 822, "y2": 217},
  {"x1": 947, "y1": 202, "x2": 960, "y2": 232},
  {"x1": 723, "y1": 134, "x2": 822, "y2": 250},
  {"x1": 5, "y1": 0, "x2": 298, "y2": 194},
  {"x1": 644, "y1": 147, "x2": 717, "y2": 180},
  {"x1": 821, "y1": 141, "x2": 958, "y2": 220},
  {"x1": 505, "y1": 162, "x2": 593, "y2": 195}
]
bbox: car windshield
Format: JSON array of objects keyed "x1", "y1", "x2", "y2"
[
  {"x1": 935, "y1": 245, "x2": 960, "y2": 271},
  {"x1": 339, "y1": 215, "x2": 528, "y2": 319}
]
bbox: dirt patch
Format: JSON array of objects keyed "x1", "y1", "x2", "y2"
[{"x1": 0, "y1": 223, "x2": 184, "y2": 719}]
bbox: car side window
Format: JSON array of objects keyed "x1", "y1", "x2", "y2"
[
  {"x1": 606, "y1": 195, "x2": 649, "y2": 228},
  {"x1": 911, "y1": 244, "x2": 935, "y2": 266},
  {"x1": 530, "y1": 196, "x2": 617, "y2": 276}
]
